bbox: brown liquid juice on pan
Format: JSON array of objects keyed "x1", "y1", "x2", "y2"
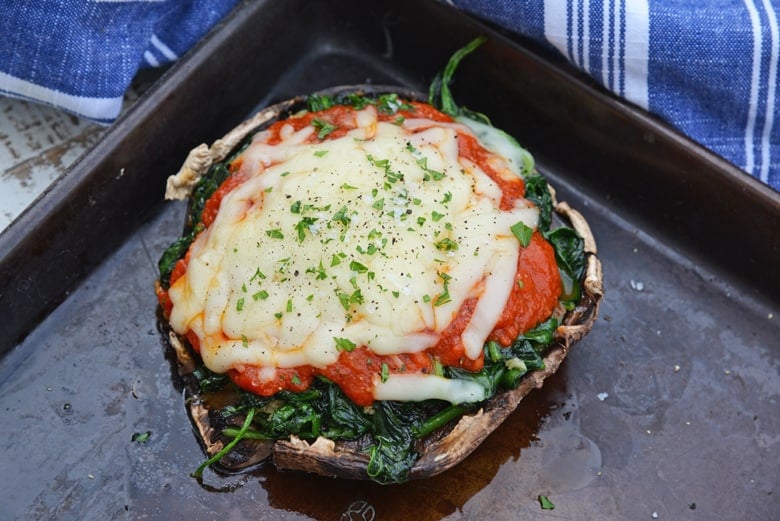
[{"x1": 256, "y1": 367, "x2": 599, "y2": 520}]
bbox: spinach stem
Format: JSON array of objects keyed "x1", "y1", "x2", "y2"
[
  {"x1": 414, "y1": 404, "x2": 468, "y2": 438},
  {"x1": 221, "y1": 427, "x2": 269, "y2": 440},
  {"x1": 191, "y1": 408, "x2": 256, "y2": 478}
]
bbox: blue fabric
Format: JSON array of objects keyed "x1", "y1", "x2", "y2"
[
  {"x1": 0, "y1": 0, "x2": 241, "y2": 123},
  {"x1": 0, "y1": 1, "x2": 777, "y2": 191},
  {"x1": 451, "y1": 0, "x2": 780, "y2": 190}
]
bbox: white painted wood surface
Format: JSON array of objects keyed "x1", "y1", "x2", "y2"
[{"x1": 0, "y1": 97, "x2": 105, "y2": 231}]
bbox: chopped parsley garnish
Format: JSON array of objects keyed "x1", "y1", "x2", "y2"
[
  {"x1": 311, "y1": 118, "x2": 337, "y2": 139},
  {"x1": 334, "y1": 337, "x2": 357, "y2": 352},
  {"x1": 332, "y1": 206, "x2": 351, "y2": 226},
  {"x1": 538, "y1": 495, "x2": 555, "y2": 510},
  {"x1": 131, "y1": 431, "x2": 151, "y2": 443},
  {"x1": 306, "y1": 260, "x2": 328, "y2": 280},
  {"x1": 295, "y1": 216, "x2": 319, "y2": 242},
  {"x1": 349, "y1": 260, "x2": 369, "y2": 273},
  {"x1": 335, "y1": 289, "x2": 351, "y2": 310},
  {"x1": 435, "y1": 237, "x2": 458, "y2": 251},
  {"x1": 434, "y1": 271, "x2": 453, "y2": 306},
  {"x1": 266, "y1": 228, "x2": 284, "y2": 239},
  {"x1": 510, "y1": 220, "x2": 533, "y2": 247}
]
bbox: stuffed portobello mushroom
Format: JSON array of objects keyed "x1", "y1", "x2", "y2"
[{"x1": 156, "y1": 39, "x2": 602, "y2": 484}]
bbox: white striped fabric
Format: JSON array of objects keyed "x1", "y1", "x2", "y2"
[
  {"x1": 0, "y1": 72, "x2": 122, "y2": 123},
  {"x1": 544, "y1": 0, "x2": 649, "y2": 109},
  {"x1": 453, "y1": 0, "x2": 780, "y2": 191},
  {"x1": 144, "y1": 34, "x2": 179, "y2": 68}
]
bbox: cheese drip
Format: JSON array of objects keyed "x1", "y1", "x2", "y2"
[{"x1": 168, "y1": 106, "x2": 538, "y2": 394}]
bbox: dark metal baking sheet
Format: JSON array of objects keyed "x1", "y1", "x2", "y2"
[{"x1": 1, "y1": 0, "x2": 778, "y2": 519}]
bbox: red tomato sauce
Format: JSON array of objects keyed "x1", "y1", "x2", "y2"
[
  {"x1": 159, "y1": 99, "x2": 563, "y2": 404},
  {"x1": 488, "y1": 232, "x2": 562, "y2": 346}
]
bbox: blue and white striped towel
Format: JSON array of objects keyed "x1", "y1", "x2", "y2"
[
  {"x1": 0, "y1": 0, "x2": 240, "y2": 124},
  {"x1": 0, "y1": 1, "x2": 777, "y2": 191},
  {"x1": 452, "y1": 0, "x2": 780, "y2": 191}
]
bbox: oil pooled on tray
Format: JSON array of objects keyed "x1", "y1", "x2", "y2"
[{"x1": 246, "y1": 366, "x2": 603, "y2": 520}]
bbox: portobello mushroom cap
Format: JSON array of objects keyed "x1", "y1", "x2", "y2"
[{"x1": 162, "y1": 86, "x2": 603, "y2": 481}]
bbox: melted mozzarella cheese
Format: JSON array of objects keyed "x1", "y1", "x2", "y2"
[
  {"x1": 168, "y1": 105, "x2": 538, "y2": 402},
  {"x1": 375, "y1": 374, "x2": 486, "y2": 403}
]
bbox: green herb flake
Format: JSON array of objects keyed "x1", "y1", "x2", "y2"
[
  {"x1": 335, "y1": 289, "x2": 351, "y2": 310},
  {"x1": 314, "y1": 150, "x2": 329, "y2": 157},
  {"x1": 350, "y1": 260, "x2": 369, "y2": 273},
  {"x1": 435, "y1": 237, "x2": 458, "y2": 251},
  {"x1": 431, "y1": 211, "x2": 445, "y2": 222},
  {"x1": 510, "y1": 221, "x2": 533, "y2": 247},
  {"x1": 290, "y1": 200, "x2": 302, "y2": 214},
  {"x1": 434, "y1": 291, "x2": 451, "y2": 307},
  {"x1": 253, "y1": 290, "x2": 269, "y2": 301},
  {"x1": 334, "y1": 337, "x2": 357, "y2": 352},
  {"x1": 350, "y1": 288, "x2": 364, "y2": 305},
  {"x1": 295, "y1": 216, "x2": 319, "y2": 242},
  {"x1": 307, "y1": 260, "x2": 328, "y2": 281},
  {"x1": 311, "y1": 118, "x2": 337, "y2": 139},
  {"x1": 341, "y1": 183, "x2": 358, "y2": 190},
  {"x1": 380, "y1": 362, "x2": 389, "y2": 383},
  {"x1": 241, "y1": 334, "x2": 249, "y2": 347},
  {"x1": 266, "y1": 228, "x2": 284, "y2": 239},
  {"x1": 274, "y1": 312, "x2": 283, "y2": 320},
  {"x1": 538, "y1": 495, "x2": 555, "y2": 510},
  {"x1": 286, "y1": 299, "x2": 293, "y2": 313},
  {"x1": 236, "y1": 298, "x2": 245, "y2": 312},
  {"x1": 434, "y1": 272, "x2": 452, "y2": 306},
  {"x1": 332, "y1": 206, "x2": 351, "y2": 226},
  {"x1": 131, "y1": 431, "x2": 151, "y2": 443}
]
